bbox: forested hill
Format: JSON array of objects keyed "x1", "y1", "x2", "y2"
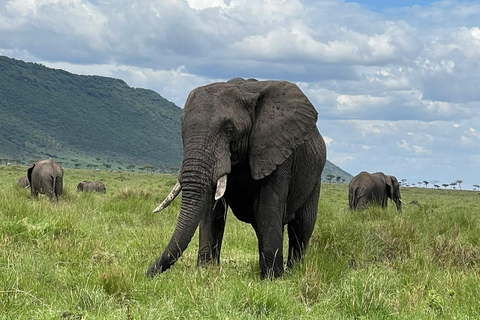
[
  {"x1": 0, "y1": 55, "x2": 182, "y2": 171},
  {"x1": 0, "y1": 55, "x2": 353, "y2": 182}
]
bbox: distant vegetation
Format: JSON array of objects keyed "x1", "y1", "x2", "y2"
[
  {"x1": 0, "y1": 55, "x2": 352, "y2": 182},
  {"x1": 1, "y1": 164, "x2": 479, "y2": 318},
  {"x1": 0, "y1": 55, "x2": 183, "y2": 172}
]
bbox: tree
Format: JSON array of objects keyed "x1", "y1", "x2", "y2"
[
  {"x1": 473, "y1": 184, "x2": 479, "y2": 191},
  {"x1": 423, "y1": 180, "x2": 429, "y2": 188},
  {"x1": 442, "y1": 184, "x2": 449, "y2": 189},
  {"x1": 456, "y1": 180, "x2": 463, "y2": 190},
  {"x1": 450, "y1": 182, "x2": 457, "y2": 189},
  {"x1": 326, "y1": 174, "x2": 335, "y2": 184}
]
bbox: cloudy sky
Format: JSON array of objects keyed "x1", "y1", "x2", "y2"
[{"x1": 1, "y1": 0, "x2": 479, "y2": 189}]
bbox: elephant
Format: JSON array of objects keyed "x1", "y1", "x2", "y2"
[
  {"x1": 348, "y1": 171, "x2": 402, "y2": 211},
  {"x1": 77, "y1": 180, "x2": 106, "y2": 193},
  {"x1": 18, "y1": 176, "x2": 30, "y2": 188},
  {"x1": 27, "y1": 159, "x2": 63, "y2": 200},
  {"x1": 146, "y1": 78, "x2": 327, "y2": 279}
]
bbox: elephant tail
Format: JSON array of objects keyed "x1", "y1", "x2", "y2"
[{"x1": 51, "y1": 175, "x2": 56, "y2": 198}]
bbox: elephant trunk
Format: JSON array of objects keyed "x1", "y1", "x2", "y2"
[
  {"x1": 146, "y1": 152, "x2": 215, "y2": 276},
  {"x1": 395, "y1": 197, "x2": 402, "y2": 212}
]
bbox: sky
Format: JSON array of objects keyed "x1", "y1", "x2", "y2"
[{"x1": 0, "y1": 0, "x2": 479, "y2": 189}]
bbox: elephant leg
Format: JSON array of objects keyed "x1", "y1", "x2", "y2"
[
  {"x1": 253, "y1": 169, "x2": 290, "y2": 279},
  {"x1": 357, "y1": 197, "x2": 369, "y2": 209},
  {"x1": 31, "y1": 187, "x2": 38, "y2": 199},
  {"x1": 197, "y1": 200, "x2": 227, "y2": 265},
  {"x1": 253, "y1": 216, "x2": 285, "y2": 279},
  {"x1": 287, "y1": 183, "x2": 320, "y2": 268},
  {"x1": 54, "y1": 178, "x2": 63, "y2": 200}
]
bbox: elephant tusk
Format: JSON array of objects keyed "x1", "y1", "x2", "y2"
[
  {"x1": 400, "y1": 199, "x2": 405, "y2": 204},
  {"x1": 214, "y1": 174, "x2": 227, "y2": 200},
  {"x1": 153, "y1": 181, "x2": 182, "y2": 213}
]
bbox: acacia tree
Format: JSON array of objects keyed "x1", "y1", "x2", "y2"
[
  {"x1": 456, "y1": 180, "x2": 463, "y2": 190},
  {"x1": 326, "y1": 174, "x2": 335, "y2": 184},
  {"x1": 423, "y1": 180, "x2": 429, "y2": 188}
]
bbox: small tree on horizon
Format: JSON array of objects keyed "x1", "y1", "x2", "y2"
[
  {"x1": 456, "y1": 180, "x2": 463, "y2": 190},
  {"x1": 326, "y1": 174, "x2": 335, "y2": 184}
]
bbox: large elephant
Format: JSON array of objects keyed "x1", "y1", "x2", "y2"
[
  {"x1": 77, "y1": 180, "x2": 106, "y2": 193},
  {"x1": 147, "y1": 78, "x2": 326, "y2": 279},
  {"x1": 27, "y1": 159, "x2": 63, "y2": 200},
  {"x1": 349, "y1": 171, "x2": 402, "y2": 211}
]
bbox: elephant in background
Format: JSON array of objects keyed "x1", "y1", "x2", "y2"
[
  {"x1": 77, "y1": 180, "x2": 106, "y2": 193},
  {"x1": 18, "y1": 176, "x2": 29, "y2": 188},
  {"x1": 27, "y1": 159, "x2": 63, "y2": 200},
  {"x1": 147, "y1": 78, "x2": 327, "y2": 279},
  {"x1": 349, "y1": 171, "x2": 402, "y2": 211}
]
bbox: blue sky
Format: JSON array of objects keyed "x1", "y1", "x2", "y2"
[{"x1": 1, "y1": 0, "x2": 479, "y2": 189}]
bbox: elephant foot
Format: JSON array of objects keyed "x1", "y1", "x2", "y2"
[
  {"x1": 260, "y1": 266, "x2": 284, "y2": 280},
  {"x1": 259, "y1": 253, "x2": 284, "y2": 279},
  {"x1": 197, "y1": 250, "x2": 221, "y2": 266}
]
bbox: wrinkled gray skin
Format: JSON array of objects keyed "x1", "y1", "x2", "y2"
[
  {"x1": 147, "y1": 78, "x2": 327, "y2": 279},
  {"x1": 18, "y1": 176, "x2": 30, "y2": 188},
  {"x1": 27, "y1": 159, "x2": 63, "y2": 200},
  {"x1": 77, "y1": 180, "x2": 106, "y2": 193},
  {"x1": 349, "y1": 171, "x2": 402, "y2": 211}
]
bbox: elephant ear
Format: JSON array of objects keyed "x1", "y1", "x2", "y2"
[
  {"x1": 385, "y1": 176, "x2": 394, "y2": 198},
  {"x1": 249, "y1": 81, "x2": 318, "y2": 180},
  {"x1": 27, "y1": 163, "x2": 35, "y2": 185}
]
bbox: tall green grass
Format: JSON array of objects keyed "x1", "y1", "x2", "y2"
[{"x1": 1, "y1": 165, "x2": 479, "y2": 319}]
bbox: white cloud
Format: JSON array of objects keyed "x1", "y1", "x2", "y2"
[{"x1": 1, "y1": 0, "x2": 479, "y2": 188}]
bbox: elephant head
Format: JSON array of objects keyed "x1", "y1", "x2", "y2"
[
  {"x1": 18, "y1": 176, "x2": 30, "y2": 188},
  {"x1": 147, "y1": 78, "x2": 324, "y2": 278},
  {"x1": 385, "y1": 175, "x2": 402, "y2": 211}
]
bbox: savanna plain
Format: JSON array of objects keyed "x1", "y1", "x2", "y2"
[{"x1": 1, "y1": 165, "x2": 479, "y2": 319}]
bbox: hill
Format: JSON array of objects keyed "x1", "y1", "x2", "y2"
[
  {"x1": 0, "y1": 55, "x2": 183, "y2": 171},
  {"x1": 0, "y1": 55, "x2": 352, "y2": 182}
]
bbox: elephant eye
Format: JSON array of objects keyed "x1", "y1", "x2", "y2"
[{"x1": 224, "y1": 123, "x2": 235, "y2": 138}]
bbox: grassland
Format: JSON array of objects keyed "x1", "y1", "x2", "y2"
[{"x1": 1, "y1": 165, "x2": 479, "y2": 319}]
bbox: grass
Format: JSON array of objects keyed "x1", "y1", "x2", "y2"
[{"x1": 1, "y1": 165, "x2": 480, "y2": 319}]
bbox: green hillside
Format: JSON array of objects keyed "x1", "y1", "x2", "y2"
[
  {"x1": 0, "y1": 55, "x2": 352, "y2": 181},
  {"x1": 0, "y1": 55, "x2": 182, "y2": 171}
]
